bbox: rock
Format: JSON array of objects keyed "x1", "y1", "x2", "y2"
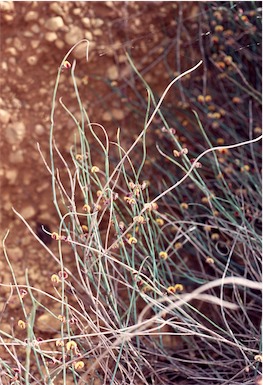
[
  {"x1": 30, "y1": 40, "x2": 40, "y2": 49},
  {"x1": 5, "y1": 121, "x2": 26, "y2": 144},
  {"x1": 0, "y1": 323, "x2": 11, "y2": 334},
  {"x1": 105, "y1": 1, "x2": 114, "y2": 7},
  {"x1": 84, "y1": 31, "x2": 93, "y2": 41},
  {"x1": 73, "y1": 7, "x2": 81, "y2": 16},
  {"x1": 27, "y1": 56, "x2": 38, "y2": 66},
  {"x1": 107, "y1": 65, "x2": 118, "y2": 80},
  {"x1": 36, "y1": 308, "x2": 62, "y2": 333},
  {"x1": 0, "y1": 1, "x2": 14, "y2": 12},
  {"x1": 102, "y1": 111, "x2": 111, "y2": 121},
  {"x1": 24, "y1": 11, "x2": 38, "y2": 22},
  {"x1": 8, "y1": 247, "x2": 23, "y2": 260},
  {"x1": 3, "y1": 14, "x2": 14, "y2": 22},
  {"x1": 1, "y1": 62, "x2": 8, "y2": 71},
  {"x1": 45, "y1": 32, "x2": 57, "y2": 42},
  {"x1": 24, "y1": 31, "x2": 34, "y2": 38},
  {"x1": 5, "y1": 47, "x2": 17, "y2": 56},
  {"x1": 30, "y1": 24, "x2": 40, "y2": 34},
  {"x1": 0, "y1": 109, "x2": 10, "y2": 124},
  {"x1": 112, "y1": 108, "x2": 125, "y2": 120},
  {"x1": 5, "y1": 169, "x2": 18, "y2": 184},
  {"x1": 72, "y1": 41, "x2": 88, "y2": 59},
  {"x1": 13, "y1": 37, "x2": 26, "y2": 52},
  {"x1": 45, "y1": 16, "x2": 64, "y2": 31},
  {"x1": 20, "y1": 205, "x2": 36, "y2": 220},
  {"x1": 93, "y1": 18, "x2": 104, "y2": 28},
  {"x1": 93, "y1": 29, "x2": 103, "y2": 37},
  {"x1": 9, "y1": 149, "x2": 24, "y2": 164},
  {"x1": 82, "y1": 17, "x2": 90, "y2": 28},
  {"x1": 13, "y1": 98, "x2": 22, "y2": 109},
  {"x1": 54, "y1": 39, "x2": 64, "y2": 49},
  {"x1": 35, "y1": 124, "x2": 45, "y2": 135},
  {"x1": 65, "y1": 26, "x2": 84, "y2": 45},
  {"x1": 49, "y1": 2, "x2": 64, "y2": 16}
]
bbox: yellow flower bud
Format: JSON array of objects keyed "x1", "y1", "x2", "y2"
[
  {"x1": 128, "y1": 237, "x2": 137, "y2": 245},
  {"x1": 51, "y1": 274, "x2": 61, "y2": 284},
  {"x1": 159, "y1": 251, "x2": 168, "y2": 260},
  {"x1": 66, "y1": 340, "x2": 77, "y2": 352},
  {"x1": 74, "y1": 361, "x2": 85, "y2": 370},
  {"x1": 91, "y1": 166, "x2": 99, "y2": 173},
  {"x1": 18, "y1": 320, "x2": 26, "y2": 329}
]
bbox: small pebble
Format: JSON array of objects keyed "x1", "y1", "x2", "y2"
[
  {"x1": 5, "y1": 121, "x2": 26, "y2": 144},
  {"x1": 65, "y1": 26, "x2": 84, "y2": 45},
  {"x1": 107, "y1": 65, "x2": 118, "y2": 80},
  {"x1": 20, "y1": 205, "x2": 36, "y2": 220},
  {"x1": 24, "y1": 11, "x2": 38, "y2": 22},
  {"x1": 45, "y1": 16, "x2": 64, "y2": 31},
  {"x1": 0, "y1": 108, "x2": 10, "y2": 124},
  {"x1": 45, "y1": 32, "x2": 57, "y2": 42}
]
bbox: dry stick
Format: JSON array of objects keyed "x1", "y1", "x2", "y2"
[
  {"x1": 85, "y1": 276, "x2": 261, "y2": 375},
  {"x1": 104, "y1": 60, "x2": 203, "y2": 191},
  {"x1": 136, "y1": 276, "x2": 261, "y2": 326},
  {"x1": 1, "y1": 275, "x2": 259, "y2": 349}
]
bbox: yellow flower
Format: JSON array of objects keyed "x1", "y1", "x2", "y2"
[
  {"x1": 167, "y1": 286, "x2": 176, "y2": 293},
  {"x1": 57, "y1": 315, "x2": 66, "y2": 323},
  {"x1": 180, "y1": 202, "x2": 188, "y2": 210},
  {"x1": 254, "y1": 126, "x2": 261, "y2": 134},
  {"x1": 212, "y1": 112, "x2": 221, "y2": 119},
  {"x1": 215, "y1": 61, "x2": 226, "y2": 70},
  {"x1": 173, "y1": 149, "x2": 181, "y2": 157},
  {"x1": 205, "y1": 95, "x2": 212, "y2": 103},
  {"x1": 254, "y1": 355, "x2": 262, "y2": 362},
  {"x1": 128, "y1": 237, "x2": 137, "y2": 245},
  {"x1": 141, "y1": 285, "x2": 152, "y2": 293},
  {"x1": 197, "y1": 95, "x2": 205, "y2": 103},
  {"x1": 18, "y1": 320, "x2": 26, "y2": 329},
  {"x1": 144, "y1": 202, "x2": 158, "y2": 211},
  {"x1": 206, "y1": 257, "x2": 214, "y2": 264},
  {"x1": 175, "y1": 242, "x2": 182, "y2": 250},
  {"x1": 174, "y1": 284, "x2": 184, "y2": 292},
  {"x1": 241, "y1": 165, "x2": 250, "y2": 172},
  {"x1": 51, "y1": 232, "x2": 60, "y2": 240},
  {"x1": 83, "y1": 204, "x2": 91, "y2": 213},
  {"x1": 51, "y1": 274, "x2": 61, "y2": 284},
  {"x1": 74, "y1": 361, "x2": 85, "y2": 370},
  {"x1": 91, "y1": 166, "x2": 99, "y2": 173},
  {"x1": 217, "y1": 138, "x2": 225, "y2": 145},
  {"x1": 159, "y1": 251, "x2": 168, "y2": 260},
  {"x1": 133, "y1": 215, "x2": 146, "y2": 224},
  {"x1": 81, "y1": 225, "x2": 88, "y2": 232},
  {"x1": 66, "y1": 340, "x2": 77, "y2": 352},
  {"x1": 223, "y1": 55, "x2": 233, "y2": 65},
  {"x1": 214, "y1": 25, "x2": 224, "y2": 32},
  {"x1": 232, "y1": 96, "x2": 242, "y2": 104},
  {"x1": 211, "y1": 233, "x2": 220, "y2": 241},
  {"x1": 55, "y1": 339, "x2": 64, "y2": 347},
  {"x1": 156, "y1": 218, "x2": 164, "y2": 226},
  {"x1": 124, "y1": 196, "x2": 136, "y2": 205}
]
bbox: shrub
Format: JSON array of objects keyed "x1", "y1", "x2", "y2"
[{"x1": 1, "y1": 2, "x2": 262, "y2": 385}]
